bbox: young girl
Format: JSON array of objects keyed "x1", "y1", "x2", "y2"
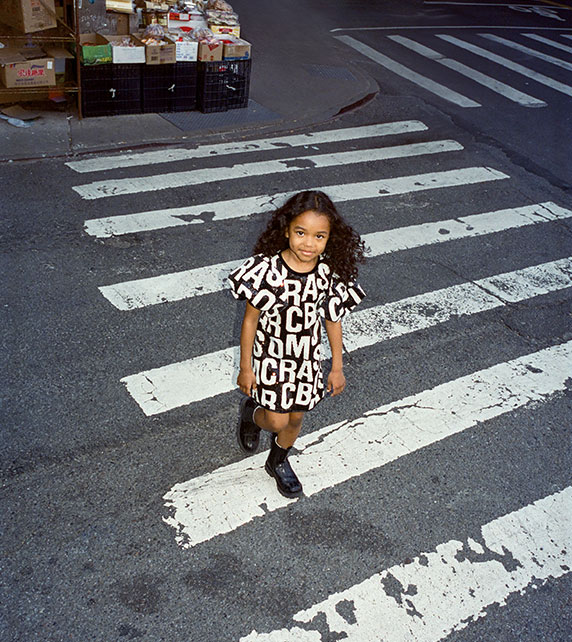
[{"x1": 228, "y1": 190, "x2": 366, "y2": 498}]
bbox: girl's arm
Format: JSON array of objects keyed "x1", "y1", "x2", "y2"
[
  {"x1": 237, "y1": 301, "x2": 261, "y2": 396},
  {"x1": 325, "y1": 319, "x2": 346, "y2": 396}
]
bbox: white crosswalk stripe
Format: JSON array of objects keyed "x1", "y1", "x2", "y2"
[
  {"x1": 480, "y1": 33, "x2": 572, "y2": 72},
  {"x1": 65, "y1": 121, "x2": 429, "y2": 173},
  {"x1": 121, "y1": 257, "x2": 571, "y2": 415},
  {"x1": 336, "y1": 31, "x2": 572, "y2": 108},
  {"x1": 84, "y1": 166, "x2": 507, "y2": 238},
  {"x1": 73, "y1": 139, "x2": 464, "y2": 200},
  {"x1": 99, "y1": 201, "x2": 571, "y2": 310},
  {"x1": 72, "y1": 118, "x2": 571, "y2": 637},
  {"x1": 388, "y1": 35, "x2": 546, "y2": 107},
  {"x1": 437, "y1": 34, "x2": 572, "y2": 97},
  {"x1": 523, "y1": 33, "x2": 572, "y2": 54},
  {"x1": 334, "y1": 35, "x2": 481, "y2": 107},
  {"x1": 241, "y1": 486, "x2": 572, "y2": 641},
  {"x1": 163, "y1": 341, "x2": 572, "y2": 548}
]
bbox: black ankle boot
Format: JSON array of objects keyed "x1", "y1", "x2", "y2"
[
  {"x1": 265, "y1": 436, "x2": 303, "y2": 498},
  {"x1": 236, "y1": 397, "x2": 261, "y2": 453}
]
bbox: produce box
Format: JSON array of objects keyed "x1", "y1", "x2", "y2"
[
  {"x1": 198, "y1": 40, "x2": 223, "y2": 62},
  {"x1": 0, "y1": 0, "x2": 57, "y2": 34},
  {"x1": 78, "y1": 34, "x2": 112, "y2": 65},
  {"x1": 0, "y1": 48, "x2": 55, "y2": 87},
  {"x1": 168, "y1": 34, "x2": 198, "y2": 62},
  {"x1": 222, "y1": 37, "x2": 250, "y2": 61},
  {"x1": 167, "y1": 12, "x2": 206, "y2": 31},
  {"x1": 209, "y1": 23, "x2": 240, "y2": 38},
  {"x1": 105, "y1": 35, "x2": 146, "y2": 64},
  {"x1": 139, "y1": 35, "x2": 176, "y2": 65}
]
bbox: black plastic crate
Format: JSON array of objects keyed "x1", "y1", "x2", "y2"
[
  {"x1": 142, "y1": 64, "x2": 175, "y2": 113},
  {"x1": 172, "y1": 62, "x2": 198, "y2": 112},
  {"x1": 111, "y1": 64, "x2": 142, "y2": 115},
  {"x1": 197, "y1": 59, "x2": 251, "y2": 113},
  {"x1": 80, "y1": 63, "x2": 142, "y2": 117}
]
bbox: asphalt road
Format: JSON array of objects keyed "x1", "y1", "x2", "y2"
[{"x1": 2, "y1": 1, "x2": 572, "y2": 641}]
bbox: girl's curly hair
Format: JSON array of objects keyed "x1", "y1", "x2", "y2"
[{"x1": 253, "y1": 191, "x2": 366, "y2": 284}]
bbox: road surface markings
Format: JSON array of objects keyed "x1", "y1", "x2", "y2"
[
  {"x1": 387, "y1": 35, "x2": 546, "y2": 107},
  {"x1": 84, "y1": 166, "x2": 506, "y2": 238},
  {"x1": 334, "y1": 35, "x2": 481, "y2": 107},
  {"x1": 480, "y1": 33, "x2": 572, "y2": 71},
  {"x1": 122, "y1": 257, "x2": 572, "y2": 415},
  {"x1": 331, "y1": 26, "x2": 572, "y2": 32},
  {"x1": 65, "y1": 121, "x2": 429, "y2": 173},
  {"x1": 72, "y1": 139, "x2": 464, "y2": 200},
  {"x1": 163, "y1": 341, "x2": 572, "y2": 548},
  {"x1": 240, "y1": 486, "x2": 572, "y2": 641},
  {"x1": 100, "y1": 201, "x2": 571, "y2": 310},
  {"x1": 437, "y1": 34, "x2": 572, "y2": 97},
  {"x1": 523, "y1": 33, "x2": 572, "y2": 54}
]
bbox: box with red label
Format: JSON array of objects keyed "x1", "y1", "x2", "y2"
[
  {"x1": 0, "y1": 0, "x2": 57, "y2": 34},
  {"x1": 198, "y1": 40, "x2": 223, "y2": 62},
  {"x1": 0, "y1": 48, "x2": 55, "y2": 88},
  {"x1": 167, "y1": 12, "x2": 207, "y2": 31},
  {"x1": 209, "y1": 23, "x2": 240, "y2": 38}
]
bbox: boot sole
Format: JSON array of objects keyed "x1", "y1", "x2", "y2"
[
  {"x1": 236, "y1": 397, "x2": 260, "y2": 454},
  {"x1": 265, "y1": 462, "x2": 303, "y2": 498}
]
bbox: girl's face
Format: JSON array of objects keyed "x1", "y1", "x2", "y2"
[{"x1": 284, "y1": 210, "x2": 331, "y2": 271}]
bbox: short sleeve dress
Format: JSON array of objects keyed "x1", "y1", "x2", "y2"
[{"x1": 228, "y1": 252, "x2": 365, "y2": 413}]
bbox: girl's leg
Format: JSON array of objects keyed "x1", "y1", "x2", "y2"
[
  {"x1": 255, "y1": 409, "x2": 305, "y2": 498},
  {"x1": 253, "y1": 409, "x2": 304, "y2": 447}
]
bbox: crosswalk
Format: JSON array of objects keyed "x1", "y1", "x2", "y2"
[
  {"x1": 335, "y1": 31, "x2": 572, "y2": 107},
  {"x1": 67, "y1": 119, "x2": 571, "y2": 639}
]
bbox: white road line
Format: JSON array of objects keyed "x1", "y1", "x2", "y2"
[
  {"x1": 564, "y1": 35, "x2": 572, "y2": 41},
  {"x1": 437, "y1": 34, "x2": 572, "y2": 97},
  {"x1": 163, "y1": 341, "x2": 572, "y2": 548},
  {"x1": 100, "y1": 202, "x2": 571, "y2": 310},
  {"x1": 241, "y1": 486, "x2": 572, "y2": 641},
  {"x1": 331, "y1": 26, "x2": 572, "y2": 32},
  {"x1": 480, "y1": 33, "x2": 572, "y2": 71},
  {"x1": 334, "y1": 35, "x2": 481, "y2": 107},
  {"x1": 73, "y1": 139, "x2": 464, "y2": 200},
  {"x1": 65, "y1": 121, "x2": 429, "y2": 173},
  {"x1": 388, "y1": 35, "x2": 546, "y2": 107},
  {"x1": 523, "y1": 33, "x2": 572, "y2": 55},
  {"x1": 84, "y1": 166, "x2": 507, "y2": 238},
  {"x1": 122, "y1": 258, "x2": 572, "y2": 415}
]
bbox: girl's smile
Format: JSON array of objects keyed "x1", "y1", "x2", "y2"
[{"x1": 283, "y1": 210, "x2": 330, "y2": 272}]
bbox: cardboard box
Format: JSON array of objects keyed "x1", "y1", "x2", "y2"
[
  {"x1": 167, "y1": 12, "x2": 206, "y2": 31},
  {"x1": 43, "y1": 46, "x2": 74, "y2": 74},
  {"x1": 209, "y1": 23, "x2": 240, "y2": 38},
  {"x1": 78, "y1": 34, "x2": 112, "y2": 65},
  {"x1": 0, "y1": 48, "x2": 55, "y2": 87},
  {"x1": 198, "y1": 40, "x2": 223, "y2": 62},
  {"x1": 167, "y1": 35, "x2": 198, "y2": 62},
  {"x1": 0, "y1": 0, "x2": 57, "y2": 34},
  {"x1": 140, "y1": 36, "x2": 176, "y2": 64},
  {"x1": 222, "y1": 37, "x2": 250, "y2": 61},
  {"x1": 105, "y1": 35, "x2": 146, "y2": 64}
]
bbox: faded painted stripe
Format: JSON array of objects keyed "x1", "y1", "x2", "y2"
[
  {"x1": 84, "y1": 166, "x2": 507, "y2": 238},
  {"x1": 437, "y1": 34, "x2": 572, "y2": 97},
  {"x1": 122, "y1": 258, "x2": 572, "y2": 415},
  {"x1": 163, "y1": 342, "x2": 572, "y2": 548},
  {"x1": 100, "y1": 202, "x2": 572, "y2": 310},
  {"x1": 335, "y1": 35, "x2": 481, "y2": 107},
  {"x1": 73, "y1": 139, "x2": 464, "y2": 200},
  {"x1": 480, "y1": 33, "x2": 572, "y2": 71},
  {"x1": 241, "y1": 487, "x2": 572, "y2": 641},
  {"x1": 388, "y1": 35, "x2": 546, "y2": 107},
  {"x1": 65, "y1": 121, "x2": 429, "y2": 173},
  {"x1": 522, "y1": 33, "x2": 572, "y2": 55}
]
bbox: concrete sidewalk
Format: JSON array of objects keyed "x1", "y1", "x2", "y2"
[{"x1": 0, "y1": 12, "x2": 377, "y2": 163}]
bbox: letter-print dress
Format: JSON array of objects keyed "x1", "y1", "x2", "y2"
[{"x1": 228, "y1": 253, "x2": 365, "y2": 413}]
